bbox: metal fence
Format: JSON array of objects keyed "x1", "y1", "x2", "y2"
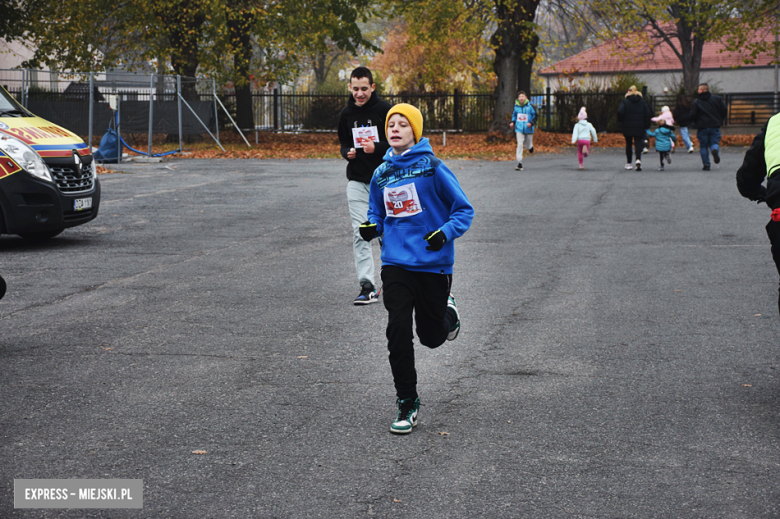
[
  {"x1": 234, "y1": 89, "x2": 778, "y2": 134},
  {"x1": 215, "y1": 90, "x2": 496, "y2": 132},
  {"x1": 3, "y1": 69, "x2": 778, "y2": 143}
]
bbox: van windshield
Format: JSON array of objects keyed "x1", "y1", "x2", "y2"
[{"x1": 0, "y1": 87, "x2": 31, "y2": 116}]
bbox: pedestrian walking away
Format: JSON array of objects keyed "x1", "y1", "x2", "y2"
[
  {"x1": 736, "y1": 111, "x2": 780, "y2": 314},
  {"x1": 651, "y1": 106, "x2": 676, "y2": 153},
  {"x1": 673, "y1": 94, "x2": 695, "y2": 153},
  {"x1": 358, "y1": 103, "x2": 474, "y2": 434},
  {"x1": 646, "y1": 121, "x2": 676, "y2": 171},
  {"x1": 509, "y1": 90, "x2": 537, "y2": 171},
  {"x1": 571, "y1": 107, "x2": 598, "y2": 169},
  {"x1": 690, "y1": 83, "x2": 727, "y2": 170},
  {"x1": 337, "y1": 66, "x2": 391, "y2": 305},
  {"x1": 617, "y1": 85, "x2": 652, "y2": 171}
]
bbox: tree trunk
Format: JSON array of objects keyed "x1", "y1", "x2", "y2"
[
  {"x1": 517, "y1": 33, "x2": 539, "y2": 95},
  {"x1": 231, "y1": 16, "x2": 255, "y2": 130},
  {"x1": 162, "y1": 2, "x2": 205, "y2": 101},
  {"x1": 488, "y1": 0, "x2": 540, "y2": 139},
  {"x1": 489, "y1": 50, "x2": 520, "y2": 137},
  {"x1": 313, "y1": 53, "x2": 328, "y2": 90}
]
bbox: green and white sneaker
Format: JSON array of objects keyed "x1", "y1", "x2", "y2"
[
  {"x1": 446, "y1": 293, "x2": 460, "y2": 341},
  {"x1": 390, "y1": 397, "x2": 420, "y2": 434}
]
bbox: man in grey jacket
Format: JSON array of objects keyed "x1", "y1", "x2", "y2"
[{"x1": 689, "y1": 83, "x2": 727, "y2": 171}]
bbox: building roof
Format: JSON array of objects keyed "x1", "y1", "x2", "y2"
[{"x1": 539, "y1": 24, "x2": 778, "y2": 76}]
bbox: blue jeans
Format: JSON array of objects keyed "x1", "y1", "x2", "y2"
[
  {"x1": 680, "y1": 126, "x2": 692, "y2": 149},
  {"x1": 697, "y1": 127, "x2": 721, "y2": 165}
]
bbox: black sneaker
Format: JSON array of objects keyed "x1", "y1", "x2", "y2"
[
  {"x1": 702, "y1": 163, "x2": 711, "y2": 171},
  {"x1": 665, "y1": 153, "x2": 671, "y2": 164},
  {"x1": 391, "y1": 397, "x2": 420, "y2": 434},
  {"x1": 515, "y1": 162, "x2": 523, "y2": 171},
  {"x1": 712, "y1": 149, "x2": 720, "y2": 164},
  {"x1": 527, "y1": 147, "x2": 534, "y2": 154},
  {"x1": 354, "y1": 282, "x2": 379, "y2": 305}
]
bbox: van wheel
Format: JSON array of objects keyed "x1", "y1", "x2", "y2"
[{"x1": 18, "y1": 229, "x2": 64, "y2": 240}]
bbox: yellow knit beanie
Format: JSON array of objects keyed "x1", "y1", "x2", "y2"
[{"x1": 385, "y1": 103, "x2": 423, "y2": 143}]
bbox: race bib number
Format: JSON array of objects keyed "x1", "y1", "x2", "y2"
[
  {"x1": 352, "y1": 126, "x2": 379, "y2": 148},
  {"x1": 384, "y1": 182, "x2": 422, "y2": 217},
  {"x1": 517, "y1": 114, "x2": 528, "y2": 122}
]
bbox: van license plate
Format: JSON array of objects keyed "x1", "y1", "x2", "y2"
[{"x1": 74, "y1": 198, "x2": 92, "y2": 211}]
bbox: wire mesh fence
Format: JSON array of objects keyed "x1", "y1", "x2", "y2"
[{"x1": 0, "y1": 69, "x2": 220, "y2": 154}]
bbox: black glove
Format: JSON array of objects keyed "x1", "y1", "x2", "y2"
[
  {"x1": 359, "y1": 221, "x2": 378, "y2": 241},
  {"x1": 424, "y1": 230, "x2": 447, "y2": 251}
]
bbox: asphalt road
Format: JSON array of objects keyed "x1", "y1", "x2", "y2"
[{"x1": 1, "y1": 146, "x2": 778, "y2": 518}]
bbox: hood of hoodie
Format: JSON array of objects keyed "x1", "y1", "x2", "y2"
[
  {"x1": 515, "y1": 99, "x2": 529, "y2": 107},
  {"x1": 627, "y1": 94, "x2": 643, "y2": 103},
  {"x1": 575, "y1": 119, "x2": 590, "y2": 128},
  {"x1": 382, "y1": 137, "x2": 434, "y2": 168}
]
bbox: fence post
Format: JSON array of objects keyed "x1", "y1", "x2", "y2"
[
  {"x1": 213, "y1": 79, "x2": 219, "y2": 143},
  {"x1": 546, "y1": 87, "x2": 551, "y2": 131},
  {"x1": 177, "y1": 75, "x2": 183, "y2": 153},
  {"x1": 273, "y1": 88, "x2": 279, "y2": 131},
  {"x1": 22, "y1": 69, "x2": 27, "y2": 107},
  {"x1": 117, "y1": 96, "x2": 121, "y2": 164},
  {"x1": 148, "y1": 72, "x2": 155, "y2": 156},
  {"x1": 88, "y1": 71, "x2": 94, "y2": 152},
  {"x1": 453, "y1": 89, "x2": 460, "y2": 131}
]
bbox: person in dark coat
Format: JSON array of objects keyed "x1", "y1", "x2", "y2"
[
  {"x1": 617, "y1": 85, "x2": 652, "y2": 171},
  {"x1": 337, "y1": 66, "x2": 391, "y2": 305},
  {"x1": 689, "y1": 83, "x2": 727, "y2": 170},
  {"x1": 736, "y1": 111, "x2": 780, "y2": 314},
  {"x1": 673, "y1": 94, "x2": 695, "y2": 153}
]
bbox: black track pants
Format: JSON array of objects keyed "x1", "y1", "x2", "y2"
[
  {"x1": 381, "y1": 266, "x2": 456, "y2": 400},
  {"x1": 766, "y1": 220, "x2": 780, "y2": 315},
  {"x1": 624, "y1": 134, "x2": 644, "y2": 163}
]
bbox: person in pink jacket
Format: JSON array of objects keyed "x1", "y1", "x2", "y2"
[{"x1": 571, "y1": 107, "x2": 598, "y2": 169}]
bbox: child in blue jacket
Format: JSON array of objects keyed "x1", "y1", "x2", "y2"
[
  {"x1": 646, "y1": 121, "x2": 676, "y2": 171},
  {"x1": 509, "y1": 90, "x2": 537, "y2": 171},
  {"x1": 358, "y1": 103, "x2": 474, "y2": 435}
]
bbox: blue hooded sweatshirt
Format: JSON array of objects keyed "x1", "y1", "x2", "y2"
[
  {"x1": 367, "y1": 138, "x2": 474, "y2": 274},
  {"x1": 646, "y1": 125, "x2": 675, "y2": 153}
]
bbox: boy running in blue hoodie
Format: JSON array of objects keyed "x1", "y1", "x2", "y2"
[{"x1": 358, "y1": 103, "x2": 474, "y2": 434}]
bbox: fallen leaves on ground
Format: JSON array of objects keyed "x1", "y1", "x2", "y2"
[{"x1": 113, "y1": 130, "x2": 757, "y2": 162}]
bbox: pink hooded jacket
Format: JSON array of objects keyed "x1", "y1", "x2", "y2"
[{"x1": 651, "y1": 106, "x2": 674, "y2": 126}]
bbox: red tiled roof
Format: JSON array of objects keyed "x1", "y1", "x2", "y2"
[{"x1": 539, "y1": 25, "x2": 778, "y2": 76}]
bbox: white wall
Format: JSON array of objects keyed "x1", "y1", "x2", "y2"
[
  {"x1": 0, "y1": 40, "x2": 39, "y2": 70},
  {"x1": 544, "y1": 67, "x2": 778, "y2": 94}
]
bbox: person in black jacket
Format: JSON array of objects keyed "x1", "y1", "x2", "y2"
[
  {"x1": 337, "y1": 67, "x2": 392, "y2": 305},
  {"x1": 617, "y1": 85, "x2": 652, "y2": 171},
  {"x1": 736, "y1": 112, "x2": 780, "y2": 314},
  {"x1": 690, "y1": 83, "x2": 728, "y2": 170},
  {"x1": 673, "y1": 94, "x2": 695, "y2": 153}
]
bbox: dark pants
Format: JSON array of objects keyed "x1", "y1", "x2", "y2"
[
  {"x1": 624, "y1": 135, "x2": 644, "y2": 163},
  {"x1": 697, "y1": 127, "x2": 721, "y2": 166},
  {"x1": 766, "y1": 220, "x2": 780, "y2": 315},
  {"x1": 381, "y1": 266, "x2": 456, "y2": 400},
  {"x1": 658, "y1": 151, "x2": 669, "y2": 167}
]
